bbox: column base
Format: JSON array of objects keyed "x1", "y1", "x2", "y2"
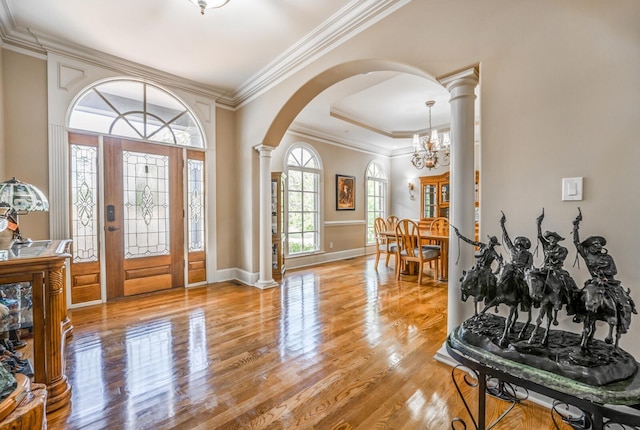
[
  {"x1": 254, "y1": 279, "x2": 279, "y2": 289},
  {"x1": 46, "y1": 376, "x2": 71, "y2": 413}
]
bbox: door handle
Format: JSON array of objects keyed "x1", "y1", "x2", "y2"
[{"x1": 107, "y1": 226, "x2": 120, "y2": 232}]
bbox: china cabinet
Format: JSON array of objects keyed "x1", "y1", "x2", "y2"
[
  {"x1": 271, "y1": 172, "x2": 286, "y2": 282},
  {"x1": 419, "y1": 171, "x2": 479, "y2": 236},
  {"x1": 0, "y1": 240, "x2": 72, "y2": 413},
  {"x1": 419, "y1": 172, "x2": 451, "y2": 222}
]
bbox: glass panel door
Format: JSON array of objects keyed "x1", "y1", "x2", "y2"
[
  {"x1": 422, "y1": 184, "x2": 437, "y2": 219},
  {"x1": 104, "y1": 137, "x2": 184, "y2": 298}
]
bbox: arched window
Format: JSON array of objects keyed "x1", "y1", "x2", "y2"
[
  {"x1": 366, "y1": 161, "x2": 388, "y2": 244},
  {"x1": 68, "y1": 79, "x2": 204, "y2": 148},
  {"x1": 285, "y1": 144, "x2": 322, "y2": 255}
]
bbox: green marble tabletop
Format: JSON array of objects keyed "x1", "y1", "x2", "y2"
[{"x1": 448, "y1": 326, "x2": 640, "y2": 406}]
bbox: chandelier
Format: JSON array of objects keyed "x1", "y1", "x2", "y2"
[
  {"x1": 411, "y1": 100, "x2": 451, "y2": 170},
  {"x1": 189, "y1": 0, "x2": 231, "y2": 15}
]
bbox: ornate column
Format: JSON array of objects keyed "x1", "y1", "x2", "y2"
[
  {"x1": 439, "y1": 67, "x2": 479, "y2": 335},
  {"x1": 44, "y1": 257, "x2": 73, "y2": 412},
  {"x1": 254, "y1": 145, "x2": 279, "y2": 289}
]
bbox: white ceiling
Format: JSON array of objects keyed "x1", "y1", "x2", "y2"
[{"x1": 0, "y1": 0, "x2": 451, "y2": 154}]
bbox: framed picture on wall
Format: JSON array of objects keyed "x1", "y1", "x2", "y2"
[{"x1": 336, "y1": 174, "x2": 355, "y2": 211}]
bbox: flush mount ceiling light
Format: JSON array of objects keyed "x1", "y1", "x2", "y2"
[{"x1": 189, "y1": 0, "x2": 231, "y2": 15}]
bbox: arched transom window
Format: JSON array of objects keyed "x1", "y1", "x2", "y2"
[{"x1": 69, "y1": 79, "x2": 204, "y2": 148}]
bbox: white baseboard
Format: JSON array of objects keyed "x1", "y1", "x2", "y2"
[{"x1": 286, "y1": 247, "x2": 366, "y2": 270}]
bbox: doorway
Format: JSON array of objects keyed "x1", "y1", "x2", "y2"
[
  {"x1": 69, "y1": 133, "x2": 205, "y2": 303},
  {"x1": 103, "y1": 137, "x2": 184, "y2": 298}
]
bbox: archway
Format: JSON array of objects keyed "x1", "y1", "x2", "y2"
[
  {"x1": 254, "y1": 60, "x2": 440, "y2": 290},
  {"x1": 255, "y1": 61, "x2": 479, "y2": 346},
  {"x1": 262, "y1": 59, "x2": 434, "y2": 148}
]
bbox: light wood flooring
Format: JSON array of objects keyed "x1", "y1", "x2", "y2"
[{"x1": 46, "y1": 255, "x2": 564, "y2": 429}]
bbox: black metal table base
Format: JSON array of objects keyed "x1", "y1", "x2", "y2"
[{"x1": 447, "y1": 344, "x2": 640, "y2": 430}]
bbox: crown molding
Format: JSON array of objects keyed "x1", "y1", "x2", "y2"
[
  {"x1": 330, "y1": 108, "x2": 431, "y2": 139},
  {"x1": 0, "y1": 4, "x2": 230, "y2": 104},
  {"x1": 0, "y1": 0, "x2": 410, "y2": 110},
  {"x1": 232, "y1": 0, "x2": 412, "y2": 108},
  {"x1": 287, "y1": 124, "x2": 393, "y2": 157}
]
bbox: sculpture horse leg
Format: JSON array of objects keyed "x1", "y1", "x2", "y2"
[
  {"x1": 517, "y1": 309, "x2": 532, "y2": 340},
  {"x1": 498, "y1": 306, "x2": 518, "y2": 347},
  {"x1": 604, "y1": 321, "x2": 615, "y2": 345},
  {"x1": 528, "y1": 305, "x2": 546, "y2": 344},
  {"x1": 581, "y1": 315, "x2": 595, "y2": 350},
  {"x1": 541, "y1": 305, "x2": 553, "y2": 345}
]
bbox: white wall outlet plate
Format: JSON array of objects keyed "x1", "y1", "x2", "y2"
[{"x1": 562, "y1": 177, "x2": 583, "y2": 201}]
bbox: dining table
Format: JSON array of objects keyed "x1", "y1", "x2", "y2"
[{"x1": 381, "y1": 226, "x2": 449, "y2": 282}]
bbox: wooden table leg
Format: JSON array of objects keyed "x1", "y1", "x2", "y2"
[{"x1": 438, "y1": 240, "x2": 448, "y2": 282}]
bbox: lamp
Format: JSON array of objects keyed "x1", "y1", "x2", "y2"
[
  {"x1": 411, "y1": 100, "x2": 451, "y2": 170},
  {"x1": 408, "y1": 181, "x2": 415, "y2": 200},
  {"x1": 0, "y1": 177, "x2": 49, "y2": 244},
  {"x1": 189, "y1": 0, "x2": 231, "y2": 15}
]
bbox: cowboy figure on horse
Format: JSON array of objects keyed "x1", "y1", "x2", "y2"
[
  {"x1": 499, "y1": 211, "x2": 534, "y2": 312},
  {"x1": 453, "y1": 225, "x2": 504, "y2": 314},
  {"x1": 535, "y1": 209, "x2": 580, "y2": 317},
  {"x1": 572, "y1": 208, "x2": 636, "y2": 328}
]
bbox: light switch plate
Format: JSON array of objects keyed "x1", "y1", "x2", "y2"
[{"x1": 562, "y1": 177, "x2": 583, "y2": 201}]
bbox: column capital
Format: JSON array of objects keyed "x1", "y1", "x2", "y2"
[
  {"x1": 254, "y1": 144, "x2": 276, "y2": 155},
  {"x1": 438, "y1": 67, "x2": 479, "y2": 99}
]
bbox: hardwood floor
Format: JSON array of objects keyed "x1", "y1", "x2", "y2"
[{"x1": 46, "y1": 255, "x2": 562, "y2": 429}]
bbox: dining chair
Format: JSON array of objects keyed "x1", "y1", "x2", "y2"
[
  {"x1": 374, "y1": 217, "x2": 396, "y2": 269},
  {"x1": 429, "y1": 217, "x2": 449, "y2": 233},
  {"x1": 395, "y1": 219, "x2": 440, "y2": 284},
  {"x1": 386, "y1": 215, "x2": 399, "y2": 231},
  {"x1": 386, "y1": 215, "x2": 399, "y2": 249}
]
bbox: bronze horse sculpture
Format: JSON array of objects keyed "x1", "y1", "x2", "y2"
[
  {"x1": 576, "y1": 280, "x2": 629, "y2": 349},
  {"x1": 460, "y1": 264, "x2": 532, "y2": 347},
  {"x1": 524, "y1": 268, "x2": 569, "y2": 346},
  {"x1": 482, "y1": 263, "x2": 532, "y2": 347}
]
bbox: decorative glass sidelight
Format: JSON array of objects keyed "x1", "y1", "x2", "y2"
[
  {"x1": 70, "y1": 144, "x2": 99, "y2": 263},
  {"x1": 122, "y1": 151, "x2": 170, "y2": 259},
  {"x1": 187, "y1": 159, "x2": 204, "y2": 252}
]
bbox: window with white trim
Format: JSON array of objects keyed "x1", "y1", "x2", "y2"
[
  {"x1": 285, "y1": 145, "x2": 321, "y2": 255},
  {"x1": 366, "y1": 162, "x2": 387, "y2": 244}
]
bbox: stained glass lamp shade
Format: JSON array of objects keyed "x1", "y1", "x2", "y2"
[{"x1": 0, "y1": 177, "x2": 49, "y2": 243}]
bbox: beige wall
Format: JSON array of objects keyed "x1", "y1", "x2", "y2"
[
  {"x1": 271, "y1": 132, "x2": 391, "y2": 258},
  {"x1": 215, "y1": 106, "x2": 237, "y2": 269},
  {"x1": 1, "y1": 49, "x2": 49, "y2": 240}
]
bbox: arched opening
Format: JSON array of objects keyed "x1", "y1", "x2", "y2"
[
  {"x1": 262, "y1": 59, "x2": 435, "y2": 148},
  {"x1": 255, "y1": 61, "x2": 480, "y2": 342}
]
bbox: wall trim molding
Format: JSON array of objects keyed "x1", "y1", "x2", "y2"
[
  {"x1": 325, "y1": 220, "x2": 367, "y2": 227},
  {"x1": 0, "y1": 0, "x2": 411, "y2": 109}
]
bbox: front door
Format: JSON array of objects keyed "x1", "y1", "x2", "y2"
[{"x1": 103, "y1": 137, "x2": 184, "y2": 298}]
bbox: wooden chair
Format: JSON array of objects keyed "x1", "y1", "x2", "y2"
[
  {"x1": 429, "y1": 217, "x2": 449, "y2": 233},
  {"x1": 386, "y1": 215, "x2": 399, "y2": 248},
  {"x1": 395, "y1": 219, "x2": 440, "y2": 284},
  {"x1": 428, "y1": 217, "x2": 449, "y2": 276},
  {"x1": 386, "y1": 215, "x2": 399, "y2": 231},
  {"x1": 374, "y1": 217, "x2": 396, "y2": 269}
]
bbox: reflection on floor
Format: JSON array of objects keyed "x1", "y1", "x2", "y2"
[{"x1": 47, "y1": 255, "x2": 553, "y2": 429}]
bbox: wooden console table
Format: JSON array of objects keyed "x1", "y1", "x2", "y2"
[
  {"x1": 447, "y1": 327, "x2": 640, "y2": 430},
  {"x1": 0, "y1": 240, "x2": 72, "y2": 413}
]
